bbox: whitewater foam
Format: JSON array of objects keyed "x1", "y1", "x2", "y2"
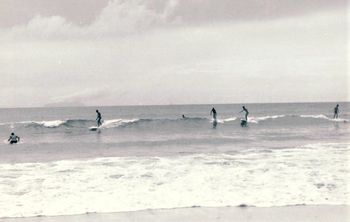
[
  {"x1": 300, "y1": 114, "x2": 348, "y2": 122},
  {"x1": 99, "y1": 119, "x2": 140, "y2": 128},
  {"x1": 0, "y1": 143, "x2": 348, "y2": 218},
  {"x1": 32, "y1": 120, "x2": 66, "y2": 128},
  {"x1": 248, "y1": 115, "x2": 286, "y2": 124},
  {"x1": 215, "y1": 117, "x2": 237, "y2": 123}
]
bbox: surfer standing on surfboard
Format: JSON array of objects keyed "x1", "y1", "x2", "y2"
[
  {"x1": 96, "y1": 110, "x2": 103, "y2": 127},
  {"x1": 333, "y1": 104, "x2": 339, "y2": 119},
  {"x1": 210, "y1": 107, "x2": 217, "y2": 121},
  {"x1": 239, "y1": 106, "x2": 249, "y2": 121},
  {"x1": 210, "y1": 107, "x2": 218, "y2": 129},
  {"x1": 8, "y1": 132, "x2": 20, "y2": 144}
]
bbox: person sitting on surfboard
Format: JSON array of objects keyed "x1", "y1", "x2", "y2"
[
  {"x1": 210, "y1": 107, "x2": 217, "y2": 121},
  {"x1": 239, "y1": 106, "x2": 249, "y2": 121},
  {"x1": 334, "y1": 104, "x2": 339, "y2": 119},
  {"x1": 8, "y1": 132, "x2": 20, "y2": 144},
  {"x1": 96, "y1": 110, "x2": 103, "y2": 127}
]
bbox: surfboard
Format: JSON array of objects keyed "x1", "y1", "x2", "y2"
[
  {"x1": 240, "y1": 119, "x2": 247, "y2": 127},
  {"x1": 89, "y1": 126, "x2": 100, "y2": 131}
]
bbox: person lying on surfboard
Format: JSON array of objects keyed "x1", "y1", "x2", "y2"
[
  {"x1": 8, "y1": 132, "x2": 20, "y2": 144},
  {"x1": 96, "y1": 110, "x2": 103, "y2": 127}
]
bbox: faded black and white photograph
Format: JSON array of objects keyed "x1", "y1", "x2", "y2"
[{"x1": 0, "y1": 0, "x2": 348, "y2": 221}]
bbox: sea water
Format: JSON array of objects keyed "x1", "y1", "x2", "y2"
[{"x1": 0, "y1": 102, "x2": 349, "y2": 218}]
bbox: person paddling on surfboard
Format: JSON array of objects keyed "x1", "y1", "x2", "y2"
[
  {"x1": 210, "y1": 107, "x2": 217, "y2": 121},
  {"x1": 96, "y1": 110, "x2": 103, "y2": 127},
  {"x1": 333, "y1": 104, "x2": 339, "y2": 119},
  {"x1": 239, "y1": 106, "x2": 249, "y2": 121},
  {"x1": 8, "y1": 132, "x2": 20, "y2": 144}
]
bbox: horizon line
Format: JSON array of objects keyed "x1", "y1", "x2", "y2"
[{"x1": 0, "y1": 100, "x2": 348, "y2": 109}]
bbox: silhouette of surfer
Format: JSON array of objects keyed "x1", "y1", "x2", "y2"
[
  {"x1": 8, "y1": 132, "x2": 20, "y2": 144},
  {"x1": 210, "y1": 107, "x2": 217, "y2": 128},
  {"x1": 210, "y1": 107, "x2": 217, "y2": 121},
  {"x1": 240, "y1": 106, "x2": 249, "y2": 121},
  {"x1": 333, "y1": 104, "x2": 339, "y2": 119},
  {"x1": 96, "y1": 110, "x2": 103, "y2": 127},
  {"x1": 182, "y1": 114, "x2": 186, "y2": 119}
]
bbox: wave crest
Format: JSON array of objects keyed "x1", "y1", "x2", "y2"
[
  {"x1": 0, "y1": 114, "x2": 348, "y2": 130},
  {"x1": 26, "y1": 120, "x2": 66, "y2": 128}
]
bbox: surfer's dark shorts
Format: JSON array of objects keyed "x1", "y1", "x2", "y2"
[{"x1": 10, "y1": 141, "x2": 18, "y2": 144}]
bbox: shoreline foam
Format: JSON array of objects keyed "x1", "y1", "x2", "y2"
[{"x1": 1, "y1": 205, "x2": 349, "y2": 222}]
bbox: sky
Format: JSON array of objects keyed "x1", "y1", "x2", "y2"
[{"x1": 0, "y1": 0, "x2": 348, "y2": 107}]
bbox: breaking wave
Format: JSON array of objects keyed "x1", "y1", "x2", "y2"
[{"x1": 0, "y1": 114, "x2": 347, "y2": 130}]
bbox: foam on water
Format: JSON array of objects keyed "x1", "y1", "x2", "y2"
[
  {"x1": 32, "y1": 120, "x2": 66, "y2": 128},
  {"x1": 214, "y1": 117, "x2": 237, "y2": 123},
  {"x1": 0, "y1": 143, "x2": 348, "y2": 218},
  {"x1": 300, "y1": 114, "x2": 349, "y2": 122},
  {"x1": 100, "y1": 119, "x2": 141, "y2": 128},
  {"x1": 248, "y1": 115, "x2": 286, "y2": 123}
]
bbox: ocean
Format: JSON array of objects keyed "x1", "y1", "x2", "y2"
[{"x1": 0, "y1": 102, "x2": 349, "y2": 218}]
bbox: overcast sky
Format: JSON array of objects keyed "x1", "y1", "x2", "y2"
[{"x1": 0, "y1": 0, "x2": 348, "y2": 107}]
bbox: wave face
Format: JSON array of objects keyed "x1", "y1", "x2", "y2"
[{"x1": 0, "y1": 143, "x2": 348, "y2": 218}]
